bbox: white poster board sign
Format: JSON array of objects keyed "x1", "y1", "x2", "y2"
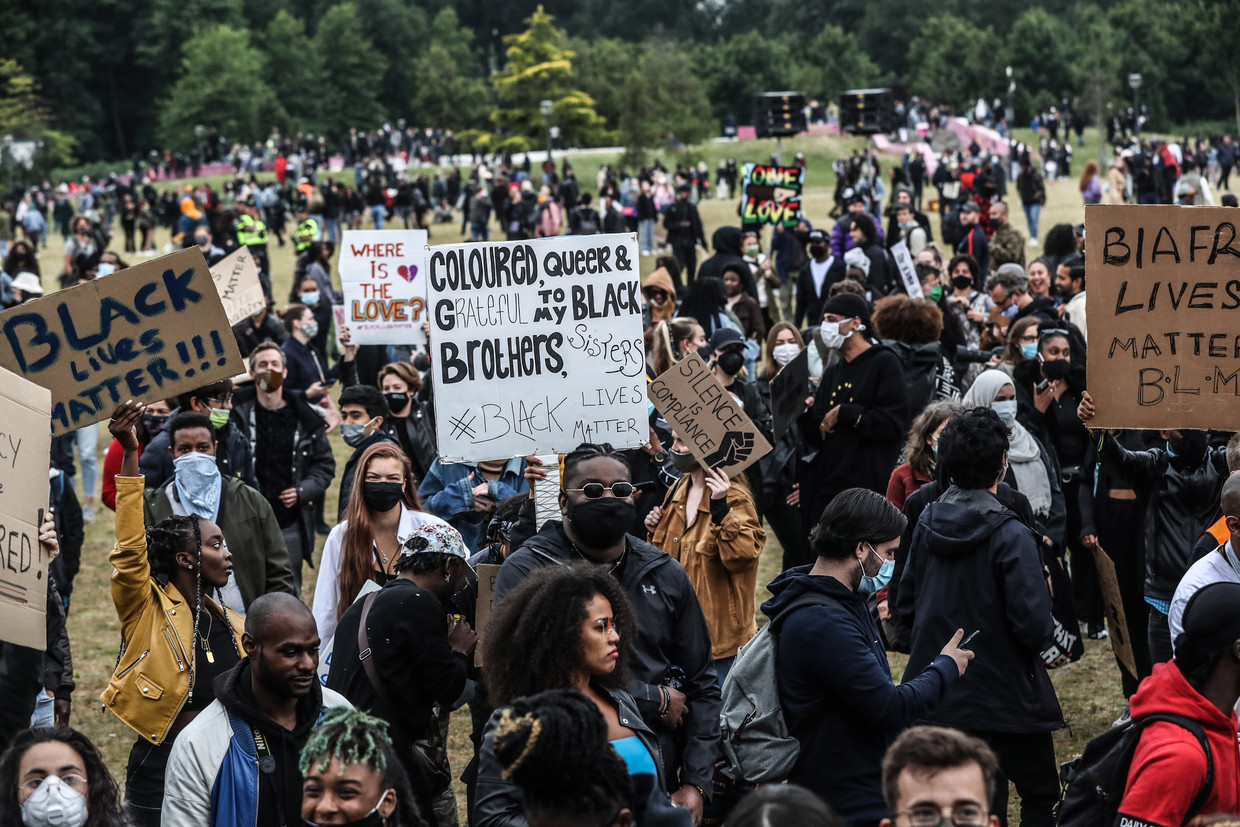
[
  {"x1": 427, "y1": 234, "x2": 646, "y2": 461},
  {"x1": 890, "y1": 240, "x2": 923, "y2": 298},
  {"x1": 339, "y1": 230, "x2": 429, "y2": 346}
]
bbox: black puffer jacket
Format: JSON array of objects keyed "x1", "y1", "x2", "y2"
[
  {"x1": 896, "y1": 486, "x2": 1063, "y2": 733},
  {"x1": 495, "y1": 511, "x2": 721, "y2": 798}
]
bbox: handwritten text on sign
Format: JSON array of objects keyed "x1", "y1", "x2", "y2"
[
  {"x1": 1085, "y1": 204, "x2": 1240, "y2": 430},
  {"x1": 0, "y1": 247, "x2": 244, "y2": 435},
  {"x1": 427, "y1": 234, "x2": 646, "y2": 461},
  {"x1": 648, "y1": 353, "x2": 772, "y2": 478},
  {"x1": 210, "y1": 246, "x2": 267, "y2": 326},
  {"x1": 0, "y1": 365, "x2": 53, "y2": 648},
  {"x1": 741, "y1": 164, "x2": 804, "y2": 227},
  {"x1": 340, "y1": 230, "x2": 428, "y2": 346}
]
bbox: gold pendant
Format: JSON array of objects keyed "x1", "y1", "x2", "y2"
[{"x1": 205, "y1": 650, "x2": 214, "y2": 664}]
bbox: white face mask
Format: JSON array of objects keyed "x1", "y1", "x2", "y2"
[
  {"x1": 21, "y1": 776, "x2": 89, "y2": 827},
  {"x1": 772, "y1": 343, "x2": 801, "y2": 366},
  {"x1": 820, "y1": 318, "x2": 861, "y2": 350}
]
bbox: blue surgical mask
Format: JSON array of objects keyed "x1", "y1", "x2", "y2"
[
  {"x1": 992, "y1": 400, "x2": 1018, "y2": 428},
  {"x1": 97, "y1": 262, "x2": 117, "y2": 277},
  {"x1": 858, "y1": 544, "x2": 894, "y2": 595},
  {"x1": 173, "y1": 451, "x2": 222, "y2": 520},
  {"x1": 301, "y1": 291, "x2": 321, "y2": 306},
  {"x1": 1020, "y1": 342, "x2": 1038, "y2": 360}
]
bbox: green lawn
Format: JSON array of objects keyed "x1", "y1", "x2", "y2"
[{"x1": 58, "y1": 133, "x2": 1151, "y2": 821}]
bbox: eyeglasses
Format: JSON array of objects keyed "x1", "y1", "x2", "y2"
[
  {"x1": 205, "y1": 395, "x2": 233, "y2": 407},
  {"x1": 564, "y1": 482, "x2": 635, "y2": 499},
  {"x1": 898, "y1": 804, "x2": 988, "y2": 827}
]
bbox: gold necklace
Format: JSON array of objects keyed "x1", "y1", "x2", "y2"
[{"x1": 199, "y1": 611, "x2": 215, "y2": 664}]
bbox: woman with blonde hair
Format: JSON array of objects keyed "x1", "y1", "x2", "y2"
[
  {"x1": 312, "y1": 441, "x2": 449, "y2": 643},
  {"x1": 649, "y1": 317, "x2": 706, "y2": 376}
]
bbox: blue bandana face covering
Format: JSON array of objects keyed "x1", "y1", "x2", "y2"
[{"x1": 174, "y1": 451, "x2": 222, "y2": 520}]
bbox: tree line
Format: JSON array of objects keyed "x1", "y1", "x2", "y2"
[{"x1": 1, "y1": 0, "x2": 1237, "y2": 172}]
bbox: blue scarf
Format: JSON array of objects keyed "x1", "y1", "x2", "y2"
[{"x1": 173, "y1": 452, "x2": 222, "y2": 521}]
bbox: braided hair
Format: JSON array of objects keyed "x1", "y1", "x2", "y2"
[
  {"x1": 492, "y1": 688, "x2": 633, "y2": 827},
  {"x1": 483, "y1": 564, "x2": 635, "y2": 707},
  {"x1": 300, "y1": 707, "x2": 427, "y2": 827},
  {"x1": 560, "y1": 443, "x2": 631, "y2": 491}
]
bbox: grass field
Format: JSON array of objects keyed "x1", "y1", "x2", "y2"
[{"x1": 55, "y1": 130, "x2": 1152, "y2": 822}]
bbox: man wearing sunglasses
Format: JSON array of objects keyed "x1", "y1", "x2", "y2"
[{"x1": 495, "y1": 444, "x2": 721, "y2": 826}]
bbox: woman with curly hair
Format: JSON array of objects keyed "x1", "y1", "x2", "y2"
[
  {"x1": 102, "y1": 401, "x2": 243, "y2": 827},
  {"x1": 0, "y1": 727, "x2": 131, "y2": 827},
  {"x1": 886, "y1": 400, "x2": 964, "y2": 511},
  {"x1": 313, "y1": 442, "x2": 449, "y2": 643},
  {"x1": 475, "y1": 565, "x2": 681, "y2": 827},
  {"x1": 300, "y1": 707, "x2": 429, "y2": 827}
]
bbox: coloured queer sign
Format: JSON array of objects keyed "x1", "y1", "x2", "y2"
[
  {"x1": 340, "y1": 230, "x2": 429, "y2": 346},
  {"x1": 740, "y1": 164, "x2": 804, "y2": 227},
  {"x1": 0, "y1": 365, "x2": 53, "y2": 648},
  {"x1": 209, "y1": 246, "x2": 267, "y2": 325},
  {"x1": 1085, "y1": 204, "x2": 1240, "y2": 430},
  {"x1": 0, "y1": 247, "x2": 245, "y2": 435},
  {"x1": 648, "y1": 353, "x2": 773, "y2": 478},
  {"x1": 426, "y1": 233, "x2": 646, "y2": 461}
]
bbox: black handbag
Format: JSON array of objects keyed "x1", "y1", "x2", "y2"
[{"x1": 358, "y1": 592, "x2": 452, "y2": 796}]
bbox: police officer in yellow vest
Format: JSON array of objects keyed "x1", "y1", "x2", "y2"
[
  {"x1": 295, "y1": 217, "x2": 320, "y2": 253},
  {"x1": 236, "y1": 196, "x2": 273, "y2": 299}
]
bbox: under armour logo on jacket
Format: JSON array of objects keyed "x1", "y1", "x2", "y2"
[{"x1": 643, "y1": 585, "x2": 657, "y2": 595}]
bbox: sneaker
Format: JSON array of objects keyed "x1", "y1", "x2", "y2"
[
  {"x1": 81, "y1": 504, "x2": 95, "y2": 523},
  {"x1": 1086, "y1": 623, "x2": 1108, "y2": 640},
  {"x1": 1029, "y1": 238, "x2": 1039, "y2": 247},
  {"x1": 1112, "y1": 706, "x2": 1132, "y2": 728}
]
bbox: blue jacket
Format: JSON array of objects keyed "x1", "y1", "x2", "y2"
[
  {"x1": 762, "y1": 567, "x2": 957, "y2": 825},
  {"x1": 418, "y1": 458, "x2": 525, "y2": 553}
]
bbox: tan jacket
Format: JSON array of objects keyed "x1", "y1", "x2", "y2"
[
  {"x1": 101, "y1": 476, "x2": 245, "y2": 744},
  {"x1": 650, "y1": 476, "x2": 765, "y2": 659}
]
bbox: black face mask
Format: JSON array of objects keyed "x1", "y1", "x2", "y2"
[
  {"x1": 1040, "y1": 358, "x2": 1071, "y2": 381},
  {"x1": 383, "y1": 392, "x2": 410, "y2": 412},
  {"x1": 717, "y1": 351, "x2": 744, "y2": 376},
  {"x1": 952, "y1": 275, "x2": 974, "y2": 290},
  {"x1": 1169, "y1": 430, "x2": 1209, "y2": 467},
  {"x1": 565, "y1": 498, "x2": 634, "y2": 549},
  {"x1": 362, "y1": 481, "x2": 404, "y2": 513},
  {"x1": 808, "y1": 244, "x2": 827, "y2": 258},
  {"x1": 669, "y1": 449, "x2": 699, "y2": 473}
]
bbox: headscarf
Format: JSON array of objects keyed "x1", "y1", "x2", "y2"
[{"x1": 962, "y1": 369, "x2": 1052, "y2": 515}]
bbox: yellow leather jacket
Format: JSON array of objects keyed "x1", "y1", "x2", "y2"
[{"x1": 100, "y1": 476, "x2": 245, "y2": 744}]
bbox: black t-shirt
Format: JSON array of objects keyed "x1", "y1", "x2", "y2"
[
  {"x1": 184, "y1": 608, "x2": 241, "y2": 712},
  {"x1": 255, "y1": 404, "x2": 299, "y2": 528}
]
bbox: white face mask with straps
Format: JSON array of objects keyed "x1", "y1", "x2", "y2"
[
  {"x1": 820, "y1": 318, "x2": 864, "y2": 350},
  {"x1": 21, "y1": 776, "x2": 88, "y2": 827}
]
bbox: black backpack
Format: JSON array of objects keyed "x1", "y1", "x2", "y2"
[{"x1": 1056, "y1": 713, "x2": 1213, "y2": 827}]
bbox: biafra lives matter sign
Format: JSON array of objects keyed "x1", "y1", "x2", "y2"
[
  {"x1": 0, "y1": 365, "x2": 52, "y2": 648},
  {"x1": 649, "y1": 353, "x2": 772, "y2": 478},
  {"x1": 1086, "y1": 204, "x2": 1240, "y2": 430},
  {"x1": 427, "y1": 233, "x2": 646, "y2": 461},
  {"x1": 741, "y1": 164, "x2": 804, "y2": 227},
  {"x1": 0, "y1": 247, "x2": 245, "y2": 435},
  {"x1": 340, "y1": 230, "x2": 429, "y2": 347}
]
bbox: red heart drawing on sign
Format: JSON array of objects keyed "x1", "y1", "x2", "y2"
[{"x1": 397, "y1": 264, "x2": 418, "y2": 283}]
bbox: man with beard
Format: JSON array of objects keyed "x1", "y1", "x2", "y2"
[
  {"x1": 496, "y1": 444, "x2": 721, "y2": 825},
  {"x1": 1079, "y1": 394, "x2": 1230, "y2": 664},
  {"x1": 162, "y1": 594, "x2": 351, "y2": 826},
  {"x1": 1053, "y1": 255, "x2": 1086, "y2": 343}
]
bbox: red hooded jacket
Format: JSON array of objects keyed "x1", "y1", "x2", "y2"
[{"x1": 1118, "y1": 661, "x2": 1240, "y2": 826}]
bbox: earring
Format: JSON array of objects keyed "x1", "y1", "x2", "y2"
[{"x1": 444, "y1": 572, "x2": 451, "y2": 582}]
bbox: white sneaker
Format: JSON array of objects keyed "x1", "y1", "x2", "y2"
[
  {"x1": 81, "y1": 504, "x2": 95, "y2": 523},
  {"x1": 1029, "y1": 238, "x2": 1039, "y2": 247}
]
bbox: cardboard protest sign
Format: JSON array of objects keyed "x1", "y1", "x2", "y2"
[
  {"x1": 0, "y1": 366, "x2": 52, "y2": 648},
  {"x1": 740, "y1": 164, "x2": 804, "y2": 227},
  {"x1": 340, "y1": 230, "x2": 429, "y2": 346},
  {"x1": 1085, "y1": 204, "x2": 1240, "y2": 430},
  {"x1": 0, "y1": 248, "x2": 245, "y2": 435},
  {"x1": 1092, "y1": 544, "x2": 1137, "y2": 680},
  {"x1": 209, "y1": 246, "x2": 266, "y2": 325},
  {"x1": 473, "y1": 563, "x2": 501, "y2": 667},
  {"x1": 890, "y1": 240, "x2": 923, "y2": 298},
  {"x1": 769, "y1": 347, "x2": 810, "y2": 439},
  {"x1": 427, "y1": 233, "x2": 647, "y2": 461},
  {"x1": 648, "y1": 353, "x2": 773, "y2": 478}
]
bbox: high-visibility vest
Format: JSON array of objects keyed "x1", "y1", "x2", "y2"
[
  {"x1": 295, "y1": 218, "x2": 319, "y2": 252},
  {"x1": 236, "y1": 214, "x2": 268, "y2": 246}
]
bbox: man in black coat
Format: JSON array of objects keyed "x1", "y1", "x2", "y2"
[
  {"x1": 663, "y1": 184, "x2": 707, "y2": 283},
  {"x1": 794, "y1": 229, "x2": 845, "y2": 328},
  {"x1": 496, "y1": 446, "x2": 720, "y2": 825},
  {"x1": 956, "y1": 202, "x2": 989, "y2": 284},
  {"x1": 895, "y1": 408, "x2": 1062, "y2": 827}
]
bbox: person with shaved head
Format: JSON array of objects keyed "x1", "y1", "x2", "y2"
[
  {"x1": 1169, "y1": 469, "x2": 1240, "y2": 651},
  {"x1": 162, "y1": 593, "x2": 352, "y2": 826}
]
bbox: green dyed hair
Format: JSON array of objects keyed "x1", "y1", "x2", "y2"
[{"x1": 299, "y1": 707, "x2": 391, "y2": 777}]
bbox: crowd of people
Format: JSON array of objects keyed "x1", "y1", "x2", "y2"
[{"x1": 0, "y1": 123, "x2": 1240, "y2": 827}]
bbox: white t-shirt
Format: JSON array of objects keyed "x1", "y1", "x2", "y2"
[
  {"x1": 809, "y1": 256, "x2": 834, "y2": 295},
  {"x1": 1169, "y1": 540, "x2": 1240, "y2": 653}
]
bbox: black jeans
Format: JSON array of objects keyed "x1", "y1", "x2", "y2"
[
  {"x1": 126, "y1": 736, "x2": 176, "y2": 826},
  {"x1": 1148, "y1": 605, "x2": 1173, "y2": 666},
  {"x1": 969, "y1": 730, "x2": 1059, "y2": 827}
]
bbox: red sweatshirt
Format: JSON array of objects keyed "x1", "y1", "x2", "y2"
[{"x1": 1118, "y1": 661, "x2": 1240, "y2": 826}]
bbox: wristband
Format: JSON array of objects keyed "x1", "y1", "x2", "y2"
[{"x1": 657, "y1": 686, "x2": 671, "y2": 717}]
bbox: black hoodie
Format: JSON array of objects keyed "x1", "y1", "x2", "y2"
[
  {"x1": 214, "y1": 659, "x2": 326, "y2": 827},
  {"x1": 697, "y1": 226, "x2": 752, "y2": 297}
]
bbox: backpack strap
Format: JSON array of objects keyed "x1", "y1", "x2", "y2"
[
  {"x1": 769, "y1": 592, "x2": 841, "y2": 635},
  {"x1": 1133, "y1": 713, "x2": 1214, "y2": 818}
]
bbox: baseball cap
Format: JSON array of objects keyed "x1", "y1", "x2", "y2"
[{"x1": 960, "y1": 202, "x2": 981, "y2": 214}]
